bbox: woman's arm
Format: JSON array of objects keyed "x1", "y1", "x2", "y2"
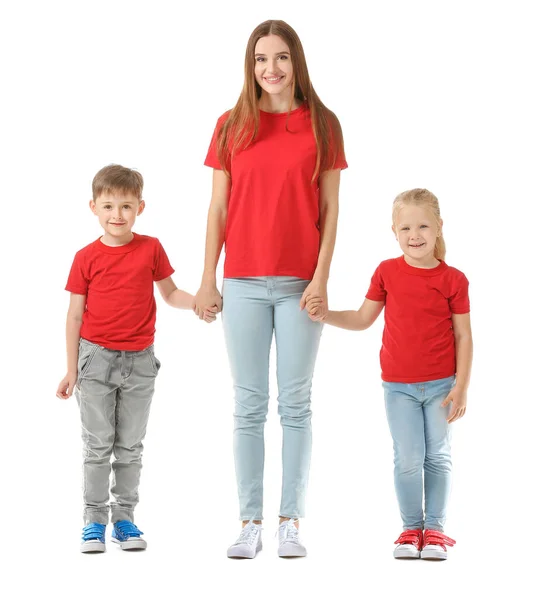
[
  {"x1": 193, "y1": 169, "x2": 230, "y2": 319},
  {"x1": 299, "y1": 169, "x2": 341, "y2": 316},
  {"x1": 56, "y1": 293, "x2": 86, "y2": 399}
]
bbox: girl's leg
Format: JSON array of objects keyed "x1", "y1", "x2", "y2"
[
  {"x1": 273, "y1": 277, "x2": 323, "y2": 519},
  {"x1": 422, "y1": 376, "x2": 455, "y2": 532},
  {"x1": 383, "y1": 382, "x2": 426, "y2": 530},
  {"x1": 222, "y1": 278, "x2": 273, "y2": 522}
]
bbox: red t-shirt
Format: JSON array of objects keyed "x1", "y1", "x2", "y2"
[
  {"x1": 204, "y1": 103, "x2": 347, "y2": 279},
  {"x1": 66, "y1": 233, "x2": 175, "y2": 350},
  {"x1": 365, "y1": 256, "x2": 470, "y2": 383}
]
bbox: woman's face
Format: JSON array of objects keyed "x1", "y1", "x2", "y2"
[{"x1": 254, "y1": 35, "x2": 294, "y2": 98}]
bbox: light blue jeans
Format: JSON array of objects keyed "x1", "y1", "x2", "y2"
[
  {"x1": 383, "y1": 376, "x2": 455, "y2": 532},
  {"x1": 222, "y1": 277, "x2": 323, "y2": 521}
]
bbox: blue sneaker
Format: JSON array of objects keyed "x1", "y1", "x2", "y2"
[
  {"x1": 111, "y1": 520, "x2": 147, "y2": 550},
  {"x1": 81, "y1": 523, "x2": 106, "y2": 553}
]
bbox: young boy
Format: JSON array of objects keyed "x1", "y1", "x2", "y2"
[{"x1": 56, "y1": 164, "x2": 217, "y2": 553}]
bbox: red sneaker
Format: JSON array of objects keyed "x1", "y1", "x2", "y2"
[
  {"x1": 393, "y1": 529, "x2": 423, "y2": 559},
  {"x1": 421, "y1": 529, "x2": 456, "y2": 560}
]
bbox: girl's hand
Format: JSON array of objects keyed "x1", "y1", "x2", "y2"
[
  {"x1": 193, "y1": 284, "x2": 222, "y2": 323},
  {"x1": 305, "y1": 295, "x2": 326, "y2": 321},
  {"x1": 56, "y1": 371, "x2": 77, "y2": 400},
  {"x1": 442, "y1": 386, "x2": 467, "y2": 423},
  {"x1": 300, "y1": 280, "x2": 328, "y2": 322}
]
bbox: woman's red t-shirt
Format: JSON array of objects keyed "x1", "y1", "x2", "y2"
[{"x1": 204, "y1": 103, "x2": 347, "y2": 279}]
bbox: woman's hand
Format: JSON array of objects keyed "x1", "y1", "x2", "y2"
[
  {"x1": 300, "y1": 279, "x2": 328, "y2": 322},
  {"x1": 193, "y1": 283, "x2": 222, "y2": 323}
]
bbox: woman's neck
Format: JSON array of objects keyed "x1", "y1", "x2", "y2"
[{"x1": 258, "y1": 92, "x2": 300, "y2": 114}]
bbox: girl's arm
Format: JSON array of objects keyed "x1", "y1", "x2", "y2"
[
  {"x1": 299, "y1": 170, "x2": 340, "y2": 316},
  {"x1": 307, "y1": 297, "x2": 384, "y2": 330},
  {"x1": 193, "y1": 169, "x2": 230, "y2": 319},
  {"x1": 442, "y1": 312, "x2": 473, "y2": 423},
  {"x1": 56, "y1": 293, "x2": 86, "y2": 399}
]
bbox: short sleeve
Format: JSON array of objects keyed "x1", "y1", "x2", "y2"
[
  {"x1": 365, "y1": 265, "x2": 386, "y2": 302},
  {"x1": 449, "y1": 272, "x2": 470, "y2": 314},
  {"x1": 326, "y1": 116, "x2": 348, "y2": 171},
  {"x1": 204, "y1": 112, "x2": 230, "y2": 170},
  {"x1": 153, "y1": 239, "x2": 175, "y2": 282},
  {"x1": 65, "y1": 252, "x2": 88, "y2": 295}
]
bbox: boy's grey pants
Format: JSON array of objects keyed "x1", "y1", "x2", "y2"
[{"x1": 75, "y1": 338, "x2": 160, "y2": 525}]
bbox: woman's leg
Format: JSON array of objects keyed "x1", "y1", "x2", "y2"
[
  {"x1": 222, "y1": 278, "x2": 273, "y2": 521},
  {"x1": 273, "y1": 277, "x2": 323, "y2": 519}
]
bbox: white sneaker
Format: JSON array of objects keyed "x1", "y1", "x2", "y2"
[
  {"x1": 278, "y1": 519, "x2": 307, "y2": 558},
  {"x1": 227, "y1": 521, "x2": 262, "y2": 559},
  {"x1": 393, "y1": 529, "x2": 423, "y2": 559},
  {"x1": 420, "y1": 530, "x2": 456, "y2": 561}
]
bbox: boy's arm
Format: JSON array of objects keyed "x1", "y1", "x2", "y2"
[
  {"x1": 442, "y1": 312, "x2": 473, "y2": 423},
  {"x1": 307, "y1": 297, "x2": 384, "y2": 330},
  {"x1": 56, "y1": 293, "x2": 85, "y2": 399},
  {"x1": 156, "y1": 276, "x2": 194, "y2": 310}
]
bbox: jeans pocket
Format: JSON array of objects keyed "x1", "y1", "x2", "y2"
[
  {"x1": 148, "y1": 349, "x2": 161, "y2": 376},
  {"x1": 77, "y1": 341, "x2": 98, "y2": 384}
]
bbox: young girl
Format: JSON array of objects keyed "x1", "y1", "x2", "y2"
[
  {"x1": 306, "y1": 188, "x2": 472, "y2": 560},
  {"x1": 194, "y1": 20, "x2": 347, "y2": 558}
]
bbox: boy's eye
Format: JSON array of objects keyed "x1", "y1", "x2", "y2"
[
  {"x1": 103, "y1": 205, "x2": 112, "y2": 209},
  {"x1": 123, "y1": 205, "x2": 131, "y2": 210}
]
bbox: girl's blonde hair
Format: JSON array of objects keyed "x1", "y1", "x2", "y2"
[
  {"x1": 216, "y1": 19, "x2": 344, "y2": 181},
  {"x1": 392, "y1": 188, "x2": 446, "y2": 260}
]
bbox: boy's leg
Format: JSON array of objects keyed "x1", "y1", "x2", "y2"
[
  {"x1": 75, "y1": 340, "x2": 119, "y2": 525},
  {"x1": 110, "y1": 347, "x2": 159, "y2": 523},
  {"x1": 422, "y1": 376, "x2": 455, "y2": 532},
  {"x1": 222, "y1": 277, "x2": 273, "y2": 522},
  {"x1": 383, "y1": 382, "x2": 426, "y2": 531},
  {"x1": 273, "y1": 277, "x2": 323, "y2": 519}
]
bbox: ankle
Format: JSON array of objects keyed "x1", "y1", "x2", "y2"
[
  {"x1": 279, "y1": 517, "x2": 299, "y2": 528},
  {"x1": 242, "y1": 520, "x2": 262, "y2": 527}
]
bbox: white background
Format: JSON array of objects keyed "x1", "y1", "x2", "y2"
[{"x1": 1, "y1": 0, "x2": 533, "y2": 598}]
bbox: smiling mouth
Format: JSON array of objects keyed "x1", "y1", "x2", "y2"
[
  {"x1": 409, "y1": 243, "x2": 425, "y2": 248},
  {"x1": 110, "y1": 222, "x2": 126, "y2": 226},
  {"x1": 264, "y1": 76, "x2": 284, "y2": 84}
]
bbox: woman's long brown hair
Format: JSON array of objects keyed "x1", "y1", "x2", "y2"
[{"x1": 216, "y1": 20, "x2": 344, "y2": 181}]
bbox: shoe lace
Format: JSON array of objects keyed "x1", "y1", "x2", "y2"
[
  {"x1": 114, "y1": 520, "x2": 143, "y2": 538},
  {"x1": 82, "y1": 523, "x2": 105, "y2": 541},
  {"x1": 236, "y1": 522, "x2": 260, "y2": 545},
  {"x1": 394, "y1": 529, "x2": 423, "y2": 547},
  {"x1": 423, "y1": 530, "x2": 456, "y2": 550},
  {"x1": 278, "y1": 519, "x2": 300, "y2": 543}
]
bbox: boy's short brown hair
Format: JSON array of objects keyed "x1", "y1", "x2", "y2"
[{"x1": 92, "y1": 164, "x2": 144, "y2": 201}]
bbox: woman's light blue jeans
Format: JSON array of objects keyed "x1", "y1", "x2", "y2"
[
  {"x1": 383, "y1": 376, "x2": 455, "y2": 532},
  {"x1": 222, "y1": 277, "x2": 323, "y2": 521}
]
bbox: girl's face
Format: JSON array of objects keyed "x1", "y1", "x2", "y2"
[
  {"x1": 393, "y1": 204, "x2": 442, "y2": 267},
  {"x1": 254, "y1": 35, "x2": 294, "y2": 99}
]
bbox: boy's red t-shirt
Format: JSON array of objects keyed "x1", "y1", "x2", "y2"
[
  {"x1": 204, "y1": 103, "x2": 348, "y2": 279},
  {"x1": 66, "y1": 233, "x2": 175, "y2": 351},
  {"x1": 365, "y1": 257, "x2": 470, "y2": 383}
]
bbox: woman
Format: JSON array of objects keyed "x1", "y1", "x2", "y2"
[{"x1": 194, "y1": 19, "x2": 347, "y2": 559}]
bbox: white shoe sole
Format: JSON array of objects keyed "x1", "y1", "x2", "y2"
[
  {"x1": 278, "y1": 543, "x2": 307, "y2": 558},
  {"x1": 227, "y1": 541, "x2": 262, "y2": 559},
  {"x1": 394, "y1": 546, "x2": 420, "y2": 559},
  {"x1": 421, "y1": 547, "x2": 448, "y2": 560},
  {"x1": 80, "y1": 540, "x2": 106, "y2": 553},
  {"x1": 112, "y1": 537, "x2": 147, "y2": 551}
]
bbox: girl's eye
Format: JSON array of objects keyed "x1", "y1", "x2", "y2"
[
  {"x1": 401, "y1": 227, "x2": 409, "y2": 231},
  {"x1": 420, "y1": 225, "x2": 428, "y2": 228}
]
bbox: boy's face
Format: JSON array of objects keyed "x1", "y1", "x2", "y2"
[{"x1": 90, "y1": 192, "x2": 144, "y2": 241}]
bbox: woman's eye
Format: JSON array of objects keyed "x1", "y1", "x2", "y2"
[{"x1": 278, "y1": 55, "x2": 289, "y2": 60}]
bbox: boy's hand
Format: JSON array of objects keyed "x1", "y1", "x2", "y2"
[
  {"x1": 300, "y1": 280, "x2": 328, "y2": 322},
  {"x1": 193, "y1": 284, "x2": 222, "y2": 323},
  {"x1": 56, "y1": 371, "x2": 77, "y2": 400},
  {"x1": 442, "y1": 386, "x2": 467, "y2": 423}
]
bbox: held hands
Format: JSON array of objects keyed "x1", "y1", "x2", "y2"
[
  {"x1": 56, "y1": 371, "x2": 77, "y2": 400},
  {"x1": 300, "y1": 280, "x2": 328, "y2": 322},
  {"x1": 193, "y1": 283, "x2": 222, "y2": 323},
  {"x1": 441, "y1": 386, "x2": 467, "y2": 423}
]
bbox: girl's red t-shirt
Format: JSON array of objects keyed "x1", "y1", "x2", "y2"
[
  {"x1": 204, "y1": 103, "x2": 347, "y2": 279},
  {"x1": 365, "y1": 257, "x2": 470, "y2": 383}
]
